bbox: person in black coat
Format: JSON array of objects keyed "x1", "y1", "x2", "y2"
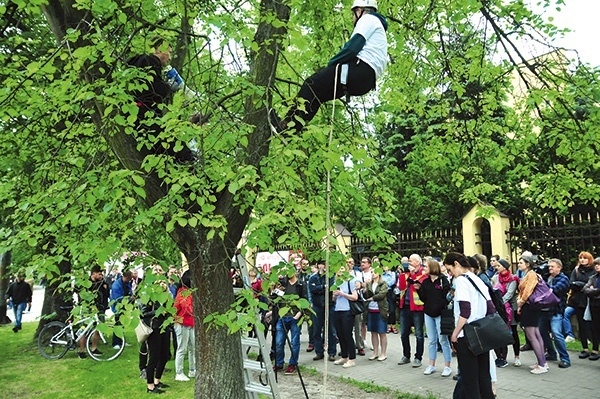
[
  {"x1": 128, "y1": 37, "x2": 195, "y2": 163},
  {"x1": 5, "y1": 269, "x2": 32, "y2": 333}
]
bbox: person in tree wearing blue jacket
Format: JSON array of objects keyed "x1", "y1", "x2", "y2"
[
  {"x1": 110, "y1": 270, "x2": 133, "y2": 348},
  {"x1": 270, "y1": 0, "x2": 388, "y2": 134}
]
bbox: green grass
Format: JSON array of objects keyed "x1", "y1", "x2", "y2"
[
  {"x1": 1, "y1": 322, "x2": 193, "y2": 399},
  {"x1": 337, "y1": 376, "x2": 439, "y2": 399}
]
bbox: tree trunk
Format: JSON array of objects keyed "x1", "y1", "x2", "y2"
[
  {"x1": 40, "y1": 0, "x2": 290, "y2": 396},
  {"x1": 34, "y1": 258, "x2": 72, "y2": 338},
  {"x1": 0, "y1": 251, "x2": 12, "y2": 324}
]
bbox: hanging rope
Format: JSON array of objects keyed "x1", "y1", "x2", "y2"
[{"x1": 321, "y1": 62, "x2": 341, "y2": 399}]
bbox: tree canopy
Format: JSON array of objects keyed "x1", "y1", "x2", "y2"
[{"x1": 1, "y1": 0, "x2": 599, "y2": 397}]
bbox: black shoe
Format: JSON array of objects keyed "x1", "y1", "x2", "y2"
[
  {"x1": 328, "y1": 355, "x2": 336, "y2": 362},
  {"x1": 91, "y1": 348, "x2": 103, "y2": 355},
  {"x1": 77, "y1": 352, "x2": 87, "y2": 359},
  {"x1": 453, "y1": 374, "x2": 460, "y2": 381},
  {"x1": 495, "y1": 359, "x2": 508, "y2": 368},
  {"x1": 357, "y1": 349, "x2": 365, "y2": 356},
  {"x1": 155, "y1": 383, "x2": 169, "y2": 389},
  {"x1": 589, "y1": 352, "x2": 600, "y2": 361},
  {"x1": 579, "y1": 350, "x2": 590, "y2": 359},
  {"x1": 273, "y1": 365, "x2": 284, "y2": 372},
  {"x1": 545, "y1": 356, "x2": 557, "y2": 361},
  {"x1": 147, "y1": 388, "x2": 164, "y2": 394},
  {"x1": 558, "y1": 360, "x2": 571, "y2": 368},
  {"x1": 12, "y1": 327, "x2": 18, "y2": 333},
  {"x1": 306, "y1": 344, "x2": 315, "y2": 352},
  {"x1": 520, "y1": 343, "x2": 532, "y2": 351},
  {"x1": 313, "y1": 354, "x2": 324, "y2": 361}
]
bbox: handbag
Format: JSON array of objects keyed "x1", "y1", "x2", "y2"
[
  {"x1": 135, "y1": 319, "x2": 153, "y2": 343},
  {"x1": 527, "y1": 276, "x2": 559, "y2": 309},
  {"x1": 440, "y1": 307, "x2": 455, "y2": 336},
  {"x1": 347, "y1": 282, "x2": 366, "y2": 316},
  {"x1": 584, "y1": 298, "x2": 592, "y2": 322},
  {"x1": 463, "y1": 276, "x2": 514, "y2": 356}
]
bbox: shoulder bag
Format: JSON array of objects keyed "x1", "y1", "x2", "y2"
[
  {"x1": 463, "y1": 276, "x2": 514, "y2": 356},
  {"x1": 347, "y1": 282, "x2": 366, "y2": 316},
  {"x1": 527, "y1": 276, "x2": 559, "y2": 309},
  {"x1": 135, "y1": 318, "x2": 153, "y2": 343}
]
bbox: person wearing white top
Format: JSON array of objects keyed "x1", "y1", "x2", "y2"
[
  {"x1": 332, "y1": 266, "x2": 359, "y2": 368},
  {"x1": 269, "y1": 0, "x2": 388, "y2": 135},
  {"x1": 445, "y1": 252, "x2": 495, "y2": 399}
]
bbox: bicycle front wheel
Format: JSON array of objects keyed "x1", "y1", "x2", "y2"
[
  {"x1": 38, "y1": 321, "x2": 71, "y2": 360},
  {"x1": 86, "y1": 327, "x2": 125, "y2": 361}
]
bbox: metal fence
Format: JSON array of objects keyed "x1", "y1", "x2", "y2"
[
  {"x1": 506, "y1": 211, "x2": 600, "y2": 272},
  {"x1": 349, "y1": 228, "x2": 464, "y2": 262}
]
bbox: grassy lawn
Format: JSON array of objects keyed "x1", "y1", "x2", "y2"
[{"x1": 1, "y1": 322, "x2": 194, "y2": 399}]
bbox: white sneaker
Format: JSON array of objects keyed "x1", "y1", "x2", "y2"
[
  {"x1": 530, "y1": 365, "x2": 549, "y2": 374},
  {"x1": 175, "y1": 374, "x2": 190, "y2": 381},
  {"x1": 112, "y1": 345, "x2": 121, "y2": 350},
  {"x1": 565, "y1": 335, "x2": 575, "y2": 343},
  {"x1": 441, "y1": 366, "x2": 452, "y2": 377},
  {"x1": 342, "y1": 360, "x2": 356, "y2": 368},
  {"x1": 423, "y1": 365, "x2": 436, "y2": 375},
  {"x1": 188, "y1": 370, "x2": 196, "y2": 378},
  {"x1": 513, "y1": 358, "x2": 522, "y2": 367}
]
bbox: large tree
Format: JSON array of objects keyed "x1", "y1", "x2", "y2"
[{"x1": 2, "y1": 1, "x2": 600, "y2": 398}]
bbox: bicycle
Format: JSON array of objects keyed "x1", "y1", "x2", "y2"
[{"x1": 38, "y1": 310, "x2": 126, "y2": 361}]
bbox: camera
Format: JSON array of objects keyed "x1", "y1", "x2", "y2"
[
  {"x1": 406, "y1": 277, "x2": 416, "y2": 285},
  {"x1": 272, "y1": 288, "x2": 285, "y2": 297}
]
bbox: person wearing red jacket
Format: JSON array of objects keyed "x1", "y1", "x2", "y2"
[
  {"x1": 396, "y1": 254, "x2": 428, "y2": 367},
  {"x1": 174, "y1": 271, "x2": 195, "y2": 381}
]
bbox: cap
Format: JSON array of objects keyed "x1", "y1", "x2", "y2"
[
  {"x1": 352, "y1": 0, "x2": 378, "y2": 11},
  {"x1": 497, "y1": 259, "x2": 510, "y2": 269}
]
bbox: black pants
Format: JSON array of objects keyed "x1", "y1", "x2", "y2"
[
  {"x1": 285, "y1": 59, "x2": 376, "y2": 131},
  {"x1": 453, "y1": 337, "x2": 494, "y2": 399},
  {"x1": 495, "y1": 324, "x2": 520, "y2": 360},
  {"x1": 139, "y1": 341, "x2": 148, "y2": 371},
  {"x1": 333, "y1": 310, "x2": 356, "y2": 360},
  {"x1": 590, "y1": 307, "x2": 600, "y2": 351},
  {"x1": 386, "y1": 290, "x2": 397, "y2": 325},
  {"x1": 146, "y1": 329, "x2": 170, "y2": 384}
]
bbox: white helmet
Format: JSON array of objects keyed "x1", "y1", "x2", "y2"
[{"x1": 351, "y1": 0, "x2": 378, "y2": 11}]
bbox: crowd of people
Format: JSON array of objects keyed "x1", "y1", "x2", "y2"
[
  {"x1": 11, "y1": 247, "x2": 599, "y2": 396},
  {"x1": 242, "y1": 249, "x2": 600, "y2": 399}
]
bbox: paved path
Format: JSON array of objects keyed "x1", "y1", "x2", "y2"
[
  {"x1": 288, "y1": 322, "x2": 600, "y2": 399},
  {"x1": 17, "y1": 287, "x2": 600, "y2": 398}
]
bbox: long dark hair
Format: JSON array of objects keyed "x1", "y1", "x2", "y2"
[{"x1": 443, "y1": 252, "x2": 470, "y2": 269}]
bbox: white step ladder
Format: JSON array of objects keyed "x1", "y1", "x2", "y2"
[{"x1": 234, "y1": 254, "x2": 281, "y2": 399}]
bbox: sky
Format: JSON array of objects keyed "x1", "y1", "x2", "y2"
[{"x1": 535, "y1": 0, "x2": 600, "y2": 66}]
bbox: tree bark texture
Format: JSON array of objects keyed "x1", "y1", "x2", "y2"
[{"x1": 0, "y1": 251, "x2": 12, "y2": 324}]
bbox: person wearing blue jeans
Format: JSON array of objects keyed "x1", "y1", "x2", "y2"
[
  {"x1": 541, "y1": 258, "x2": 572, "y2": 368},
  {"x1": 562, "y1": 306, "x2": 576, "y2": 340},
  {"x1": 272, "y1": 268, "x2": 305, "y2": 375},
  {"x1": 275, "y1": 316, "x2": 301, "y2": 370},
  {"x1": 399, "y1": 304, "x2": 425, "y2": 364},
  {"x1": 5, "y1": 270, "x2": 32, "y2": 333}
]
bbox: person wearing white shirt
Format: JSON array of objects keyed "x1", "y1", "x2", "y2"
[
  {"x1": 445, "y1": 252, "x2": 495, "y2": 399},
  {"x1": 269, "y1": 0, "x2": 388, "y2": 135}
]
